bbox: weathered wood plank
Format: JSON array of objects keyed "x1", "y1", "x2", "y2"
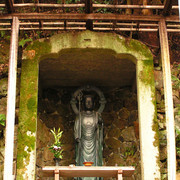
[
  {"x1": 3, "y1": 16, "x2": 19, "y2": 180},
  {"x1": 159, "y1": 18, "x2": 176, "y2": 180},
  {"x1": 0, "y1": 13, "x2": 179, "y2": 22},
  {"x1": 42, "y1": 166, "x2": 135, "y2": 178}
]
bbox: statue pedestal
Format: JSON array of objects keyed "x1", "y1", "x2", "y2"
[{"x1": 42, "y1": 166, "x2": 135, "y2": 180}]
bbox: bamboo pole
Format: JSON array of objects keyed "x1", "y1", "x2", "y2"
[
  {"x1": 13, "y1": 3, "x2": 85, "y2": 8},
  {"x1": 3, "y1": 17, "x2": 19, "y2": 180},
  {"x1": 0, "y1": 26, "x2": 180, "y2": 32},
  {"x1": 159, "y1": 19, "x2": 176, "y2": 180},
  {"x1": 0, "y1": 3, "x2": 177, "y2": 9}
]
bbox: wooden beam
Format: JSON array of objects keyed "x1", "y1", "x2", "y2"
[
  {"x1": 1, "y1": 3, "x2": 178, "y2": 9},
  {"x1": 159, "y1": 18, "x2": 176, "y2": 180},
  {"x1": 163, "y1": 0, "x2": 172, "y2": 16},
  {"x1": 0, "y1": 13, "x2": 179, "y2": 22},
  {"x1": 0, "y1": 13, "x2": 164, "y2": 21},
  {"x1": 3, "y1": 16, "x2": 19, "y2": 180},
  {"x1": 5, "y1": 0, "x2": 14, "y2": 13},
  {"x1": 12, "y1": 3, "x2": 85, "y2": 8}
]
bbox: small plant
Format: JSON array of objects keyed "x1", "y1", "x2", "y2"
[
  {"x1": 176, "y1": 128, "x2": 180, "y2": 156},
  {"x1": 123, "y1": 145, "x2": 136, "y2": 158},
  {"x1": 49, "y1": 128, "x2": 63, "y2": 159},
  {"x1": 0, "y1": 114, "x2": 6, "y2": 126},
  {"x1": 19, "y1": 38, "x2": 32, "y2": 48}
]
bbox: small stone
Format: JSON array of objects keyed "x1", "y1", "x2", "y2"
[
  {"x1": 154, "y1": 70, "x2": 163, "y2": 90},
  {"x1": 112, "y1": 118, "x2": 128, "y2": 130},
  {"x1": 160, "y1": 146, "x2": 167, "y2": 161},
  {"x1": 103, "y1": 148, "x2": 113, "y2": 158},
  {"x1": 107, "y1": 127, "x2": 121, "y2": 139},
  {"x1": 156, "y1": 91, "x2": 162, "y2": 104},
  {"x1": 173, "y1": 89, "x2": 179, "y2": 98},
  {"x1": 121, "y1": 126, "x2": 136, "y2": 142},
  {"x1": 106, "y1": 153, "x2": 125, "y2": 166},
  {"x1": 173, "y1": 95, "x2": 180, "y2": 106},
  {"x1": 0, "y1": 97, "x2": 7, "y2": 114},
  {"x1": 157, "y1": 113, "x2": 164, "y2": 120},
  {"x1": 0, "y1": 78, "x2": 8, "y2": 97},
  {"x1": 124, "y1": 95, "x2": 137, "y2": 111},
  {"x1": 129, "y1": 110, "x2": 138, "y2": 126},
  {"x1": 102, "y1": 112, "x2": 114, "y2": 127},
  {"x1": 118, "y1": 108, "x2": 130, "y2": 120}
]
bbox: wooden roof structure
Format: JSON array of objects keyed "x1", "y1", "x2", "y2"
[
  {"x1": 0, "y1": 0, "x2": 179, "y2": 32},
  {"x1": 1, "y1": 0, "x2": 179, "y2": 180}
]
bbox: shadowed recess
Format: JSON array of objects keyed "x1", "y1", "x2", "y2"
[{"x1": 39, "y1": 48, "x2": 136, "y2": 88}]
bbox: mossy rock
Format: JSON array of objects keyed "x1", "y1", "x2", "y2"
[
  {"x1": 107, "y1": 127, "x2": 121, "y2": 139},
  {"x1": 105, "y1": 137, "x2": 121, "y2": 149},
  {"x1": 112, "y1": 118, "x2": 128, "y2": 130},
  {"x1": 0, "y1": 78, "x2": 8, "y2": 97},
  {"x1": 0, "y1": 39, "x2": 10, "y2": 64},
  {"x1": 106, "y1": 153, "x2": 125, "y2": 166},
  {"x1": 102, "y1": 112, "x2": 114, "y2": 127},
  {"x1": 0, "y1": 97, "x2": 7, "y2": 114},
  {"x1": 118, "y1": 107, "x2": 130, "y2": 120},
  {"x1": 121, "y1": 126, "x2": 136, "y2": 142}
]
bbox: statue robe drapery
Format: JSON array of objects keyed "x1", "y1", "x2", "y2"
[{"x1": 74, "y1": 111, "x2": 103, "y2": 172}]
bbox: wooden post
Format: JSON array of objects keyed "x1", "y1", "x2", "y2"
[
  {"x1": 117, "y1": 169, "x2": 123, "y2": 180},
  {"x1": 3, "y1": 17, "x2": 19, "y2": 180},
  {"x1": 178, "y1": 0, "x2": 180, "y2": 18},
  {"x1": 54, "y1": 169, "x2": 60, "y2": 180},
  {"x1": 163, "y1": 0, "x2": 172, "y2": 16},
  {"x1": 85, "y1": 0, "x2": 93, "y2": 30},
  {"x1": 5, "y1": 0, "x2": 14, "y2": 13},
  {"x1": 159, "y1": 19, "x2": 176, "y2": 180}
]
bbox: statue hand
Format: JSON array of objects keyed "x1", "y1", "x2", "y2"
[{"x1": 76, "y1": 138, "x2": 81, "y2": 143}]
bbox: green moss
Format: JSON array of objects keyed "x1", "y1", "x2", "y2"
[
  {"x1": 27, "y1": 97, "x2": 37, "y2": 111},
  {"x1": 128, "y1": 40, "x2": 153, "y2": 60},
  {"x1": 152, "y1": 85, "x2": 161, "y2": 169},
  {"x1": 0, "y1": 39, "x2": 10, "y2": 64},
  {"x1": 17, "y1": 43, "x2": 39, "y2": 176},
  {"x1": 26, "y1": 39, "x2": 51, "y2": 61},
  {"x1": 139, "y1": 60, "x2": 155, "y2": 87}
]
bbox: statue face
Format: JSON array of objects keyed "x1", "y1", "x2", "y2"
[{"x1": 85, "y1": 97, "x2": 93, "y2": 110}]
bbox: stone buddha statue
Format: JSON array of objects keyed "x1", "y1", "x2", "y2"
[{"x1": 71, "y1": 86, "x2": 106, "y2": 180}]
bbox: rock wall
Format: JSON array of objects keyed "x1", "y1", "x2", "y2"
[
  {"x1": 154, "y1": 63, "x2": 180, "y2": 179},
  {"x1": 37, "y1": 87, "x2": 140, "y2": 180}
]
